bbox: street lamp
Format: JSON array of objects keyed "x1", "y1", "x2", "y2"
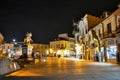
[{"x1": 13, "y1": 39, "x2": 16, "y2": 42}]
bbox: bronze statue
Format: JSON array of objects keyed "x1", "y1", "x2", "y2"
[{"x1": 24, "y1": 32, "x2": 33, "y2": 45}]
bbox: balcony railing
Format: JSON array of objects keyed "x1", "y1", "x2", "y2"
[{"x1": 103, "y1": 32, "x2": 115, "y2": 38}]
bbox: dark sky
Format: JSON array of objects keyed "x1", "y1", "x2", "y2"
[{"x1": 0, "y1": 0, "x2": 119, "y2": 44}]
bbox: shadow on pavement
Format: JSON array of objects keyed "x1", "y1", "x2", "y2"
[{"x1": 0, "y1": 76, "x2": 56, "y2": 80}]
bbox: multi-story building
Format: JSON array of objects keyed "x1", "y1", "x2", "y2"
[
  {"x1": 31, "y1": 43, "x2": 49, "y2": 55},
  {"x1": 113, "y1": 4, "x2": 120, "y2": 63},
  {"x1": 49, "y1": 40, "x2": 75, "y2": 57},
  {"x1": 86, "y1": 12, "x2": 117, "y2": 63},
  {"x1": 101, "y1": 13, "x2": 117, "y2": 63},
  {"x1": 72, "y1": 4, "x2": 120, "y2": 64},
  {"x1": 92, "y1": 23, "x2": 104, "y2": 61},
  {"x1": 0, "y1": 43, "x2": 15, "y2": 58},
  {"x1": 73, "y1": 14, "x2": 103, "y2": 60},
  {"x1": 85, "y1": 6, "x2": 119, "y2": 64}
]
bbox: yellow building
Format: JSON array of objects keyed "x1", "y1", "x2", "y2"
[
  {"x1": 31, "y1": 43, "x2": 49, "y2": 55},
  {"x1": 0, "y1": 43, "x2": 14, "y2": 59},
  {"x1": 49, "y1": 40, "x2": 75, "y2": 57}
]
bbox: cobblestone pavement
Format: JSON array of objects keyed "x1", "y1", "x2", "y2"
[{"x1": 1, "y1": 57, "x2": 120, "y2": 80}]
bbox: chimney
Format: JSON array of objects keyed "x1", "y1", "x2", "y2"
[{"x1": 103, "y1": 11, "x2": 111, "y2": 18}]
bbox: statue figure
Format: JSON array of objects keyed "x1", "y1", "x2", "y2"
[{"x1": 24, "y1": 32, "x2": 33, "y2": 45}]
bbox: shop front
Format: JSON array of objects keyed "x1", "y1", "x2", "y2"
[
  {"x1": 116, "y1": 36, "x2": 120, "y2": 64},
  {"x1": 105, "y1": 38, "x2": 117, "y2": 64}
]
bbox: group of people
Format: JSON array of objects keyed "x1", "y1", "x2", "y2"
[{"x1": 32, "y1": 52, "x2": 46, "y2": 59}]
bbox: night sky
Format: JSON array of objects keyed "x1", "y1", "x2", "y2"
[{"x1": 0, "y1": 0, "x2": 119, "y2": 44}]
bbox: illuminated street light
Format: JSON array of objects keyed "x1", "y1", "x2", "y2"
[
  {"x1": 75, "y1": 43, "x2": 82, "y2": 58},
  {"x1": 13, "y1": 39, "x2": 16, "y2": 42}
]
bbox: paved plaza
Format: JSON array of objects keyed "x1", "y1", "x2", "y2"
[{"x1": 1, "y1": 57, "x2": 120, "y2": 80}]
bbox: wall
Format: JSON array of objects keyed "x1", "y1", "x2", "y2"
[{"x1": 0, "y1": 58, "x2": 20, "y2": 75}]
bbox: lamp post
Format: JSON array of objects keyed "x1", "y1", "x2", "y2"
[{"x1": 13, "y1": 39, "x2": 16, "y2": 42}]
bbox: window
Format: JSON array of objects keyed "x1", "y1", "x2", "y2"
[
  {"x1": 89, "y1": 35, "x2": 91, "y2": 41},
  {"x1": 98, "y1": 29, "x2": 102, "y2": 38},
  {"x1": 118, "y1": 17, "x2": 120, "y2": 28},
  {"x1": 86, "y1": 29, "x2": 87, "y2": 34},
  {"x1": 107, "y1": 23, "x2": 112, "y2": 34},
  {"x1": 85, "y1": 25, "x2": 88, "y2": 34},
  {"x1": 56, "y1": 44, "x2": 60, "y2": 48},
  {"x1": 46, "y1": 46, "x2": 48, "y2": 49},
  {"x1": 116, "y1": 16, "x2": 120, "y2": 33},
  {"x1": 106, "y1": 46, "x2": 117, "y2": 59}
]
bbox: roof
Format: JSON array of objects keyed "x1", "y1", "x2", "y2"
[
  {"x1": 87, "y1": 14, "x2": 103, "y2": 30},
  {"x1": 113, "y1": 6, "x2": 120, "y2": 15}
]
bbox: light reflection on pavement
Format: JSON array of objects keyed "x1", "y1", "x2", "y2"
[{"x1": 4, "y1": 57, "x2": 120, "y2": 80}]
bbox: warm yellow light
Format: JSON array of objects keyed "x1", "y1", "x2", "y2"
[
  {"x1": 64, "y1": 50, "x2": 69, "y2": 55},
  {"x1": 75, "y1": 43, "x2": 83, "y2": 55},
  {"x1": 49, "y1": 48, "x2": 53, "y2": 53},
  {"x1": 46, "y1": 50, "x2": 49, "y2": 55},
  {"x1": 75, "y1": 44, "x2": 81, "y2": 51},
  {"x1": 56, "y1": 50, "x2": 61, "y2": 55}
]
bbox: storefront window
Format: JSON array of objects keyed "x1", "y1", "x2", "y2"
[
  {"x1": 106, "y1": 46, "x2": 117, "y2": 59},
  {"x1": 100, "y1": 47, "x2": 104, "y2": 53}
]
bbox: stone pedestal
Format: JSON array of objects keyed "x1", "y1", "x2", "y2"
[{"x1": 22, "y1": 44, "x2": 33, "y2": 61}]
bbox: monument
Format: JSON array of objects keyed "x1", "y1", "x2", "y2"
[{"x1": 22, "y1": 32, "x2": 33, "y2": 61}]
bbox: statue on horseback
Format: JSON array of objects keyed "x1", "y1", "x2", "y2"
[{"x1": 24, "y1": 32, "x2": 33, "y2": 45}]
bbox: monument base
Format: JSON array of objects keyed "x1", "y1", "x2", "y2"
[{"x1": 22, "y1": 44, "x2": 33, "y2": 61}]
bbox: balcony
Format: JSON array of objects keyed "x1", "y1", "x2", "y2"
[{"x1": 103, "y1": 32, "x2": 115, "y2": 38}]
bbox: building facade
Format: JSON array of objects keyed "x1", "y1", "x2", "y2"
[
  {"x1": 73, "y1": 14, "x2": 103, "y2": 60},
  {"x1": 101, "y1": 14, "x2": 117, "y2": 63},
  {"x1": 49, "y1": 40, "x2": 75, "y2": 57},
  {"x1": 113, "y1": 4, "x2": 120, "y2": 63},
  {"x1": 84, "y1": 5, "x2": 120, "y2": 64},
  {"x1": 32, "y1": 43, "x2": 49, "y2": 55}
]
